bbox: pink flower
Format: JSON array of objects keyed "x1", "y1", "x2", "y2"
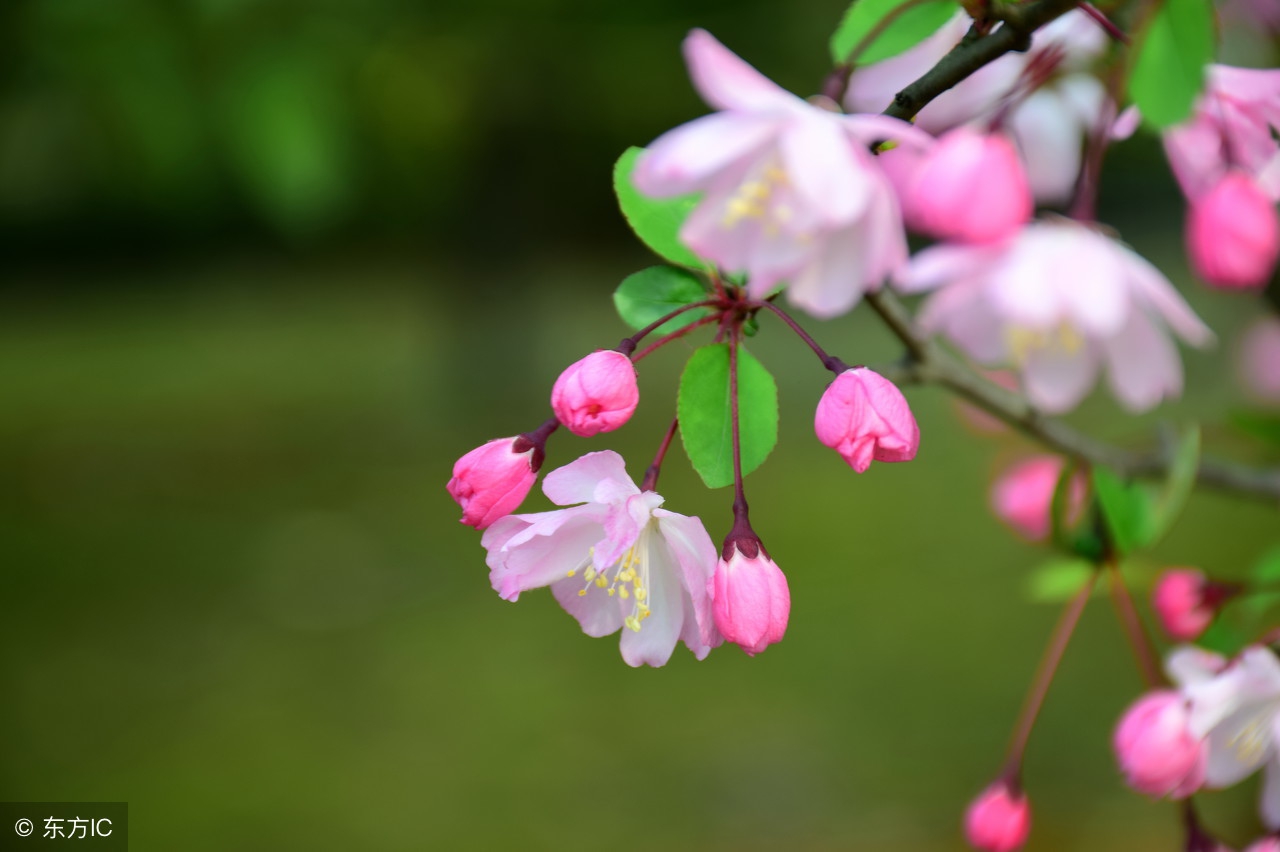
[
  {"x1": 1113, "y1": 690, "x2": 1207, "y2": 798},
  {"x1": 990, "y1": 456, "x2": 1085, "y2": 541},
  {"x1": 813, "y1": 367, "x2": 919, "y2": 473},
  {"x1": 632, "y1": 29, "x2": 931, "y2": 318},
  {"x1": 1186, "y1": 171, "x2": 1280, "y2": 289},
  {"x1": 1153, "y1": 569, "x2": 1217, "y2": 641},
  {"x1": 1169, "y1": 645, "x2": 1280, "y2": 828},
  {"x1": 1245, "y1": 837, "x2": 1280, "y2": 852},
  {"x1": 1164, "y1": 66, "x2": 1280, "y2": 201},
  {"x1": 964, "y1": 782, "x2": 1030, "y2": 852},
  {"x1": 1239, "y1": 317, "x2": 1280, "y2": 404},
  {"x1": 896, "y1": 127, "x2": 1033, "y2": 244},
  {"x1": 447, "y1": 437, "x2": 540, "y2": 529},
  {"x1": 847, "y1": 11, "x2": 1107, "y2": 204},
  {"x1": 481, "y1": 451, "x2": 721, "y2": 667},
  {"x1": 898, "y1": 218, "x2": 1214, "y2": 413},
  {"x1": 710, "y1": 539, "x2": 790, "y2": 656},
  {"x1": 550, "y1": 350, "x2": 639, "y2": 437}
]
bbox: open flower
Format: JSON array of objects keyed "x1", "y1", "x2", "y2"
[
  {"x1": 482, "y1": 451, "x2": 721, "y2": 667},
  {"x1": 632, "y1": 29, "x2": 930, "y2": 318},
  {"x1": 897, "y1": 218, "x2": 1214, "y2": 413},
  {"x1": 1171, "y1": 645, "x2": 1280, "y2": 828}
]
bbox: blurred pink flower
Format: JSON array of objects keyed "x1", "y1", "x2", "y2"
[
  {"x1": 896, "y1": 127, "x2": 1033, "y2": 244},
  {"x1": 846, "y1": 10, "x2": 1107, "y2": 204},
  {"x1": 633, "y1": 29, "x2": 931, "y2": 318},
  {"x1": 990, "y1": 456, "x2": 1084, "y2": 541},
  {"x1": 964, "y1": 781, "x2": 1031, "y2": 852},
  {"x1": 814, "y1": 367, "x2": 919, "y2": 473},
  {"x1": 1239, "y1": 317, "x2": 1280, "y2": 404},
  {"x1": 482, "y1": 451, "x2": 721, "y2": 667},
  {"x1": 1113, "y1": 689, "x2": 1207, "y2": 798},
  {"x1": 1164, "y1": 65, "x2": 1280, "y2": 201},
  {"x1": 551, "y1": 350, "x2": 640, "y2": 437},
  {"x1": 1186, "y1": 171, "x2": 1280, "y2": 289},
  {"x1": 710, "y1": 540, "x2": 790, "y2": 656},
  {"x1": 1245, "y1": 837, "x2": 1280, "y2": 852},
  {"x1": 1153, "y1": 568, "x2": 1216, "y2": 641},
  {"x1": 447, "y1": 437, "x2": 539, "y2": 529},
  {"x1": 898, "y1": 219, "x2": 1214, "y2": 413}
]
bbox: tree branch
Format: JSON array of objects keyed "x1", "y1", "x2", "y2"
[{"x1": 865, "y1": 289, "x2": 1280, "y2": 502}]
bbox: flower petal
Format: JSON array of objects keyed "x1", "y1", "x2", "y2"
[
  {"x1": 551, "y1": 575, "x2": 626, "y2": 637},
  {"x1": 683, "y1": 29, "x2": 799, "y2": 113},
  {"x1": 1020, "y1": 338, "x2": 1101, "y2": 413},
  {"x1": 618, "y1": 531, "x2": 685, "y2": 667},
  {"x1": 541, "y1": 450, "x2": 637, "y2": 507},
  {"x1": 1103, "y1": 309, "x2": 1183, "y2": 412},
  {"x1": 779, "y1": 113, "x2": 871, "y2": 224},
  {"x1": 634, "y1": 111, "x2": 782, "y2": 197},
  {"x1": 484, "y1": 508, "x2": 605, "y2": 601},
  {"x1": 654, "y1": 509, "x2": 721, "y2": 649}
]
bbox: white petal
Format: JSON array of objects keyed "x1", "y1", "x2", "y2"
[
  {"x1": 780, "y1": 114, "x2": 871, "y2": 224},
  {"x1": 541, "y1": 450, "x2": 636, "y2": 507},
  {"x1": 618, "y1": 530, "x2": 685, "y2": 667},
  {"x1": 1103, "y1": 309, "x2": 1183, "y2": 412},
  {"x1": 551, "y1": 575, "x2": 625, "y2": 638},
  {"x1": 1263, "y1": 750, "x2": 1280, "y2": 829},
  {"x1": 683, "y1": 29, "x2": 800, "y2": 113},
  {"x1": 634, "y1": 111, "x2": 782, "y2": 196},
  {"x1": 1021, "y1": 338, "x2": 1101, "y2": 413}
]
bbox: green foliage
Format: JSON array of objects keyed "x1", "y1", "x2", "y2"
[
  {"x1": 1025, "y1": 558, "x2": 1095, "y2": 603},
  {"x1": 677, "y1": 343, "x2": 778, "y2": 489},
  {"x1": 829, "y1": 0, "x2": 958, "y2": 65},
  {"x1": 1130, "y1": 0, "x2": 1216, "y2": 129},
  {"x1": 613, "y1": 147, "x2": 704, "y2": 268},
  {"x1": 1092, "y1": 467, "x2": 1154, "y2": 557},
  {"x1": 1147, "y1": 425, "x2": 1201, "y2": 547},
  {"x1": 1230, "y1": 410, "x2": 1280, "y2": 448},
  {"x1": 613, "y1": 267, "x2": 712, "y2": 337}
]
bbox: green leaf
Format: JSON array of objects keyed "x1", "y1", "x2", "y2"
[
  {"x1": 1092, "y1": 467, "x2": 1155, "y2": 556},
  {"x1": 830, "y1": 0, "x2": 958, "y2": 65},
  {"x1": 677, "y1": 343, "x2": 779, "y2": 489},
  {"x1": 1252, "y1": 545, "x2": 1280, "y2": 586},
  {"x1": 613, "y1": 147, "x2": 703, "y2": 268},
  {"x1": 613, "y1": 267, "x2": 711, "y2": 337},
  {"x1": 1230, "y1": 410, "x2": 1280, "y2": 448},
  {"x1": 1147, "y1": 424, "x2": 1200, "y2": 546},
  {"x1": 1026, "y1": 558, "x2": 1096, "y2": 603},
  {"x1": 1130, "y1": 0, "x2": 1216, "y2": 129}
]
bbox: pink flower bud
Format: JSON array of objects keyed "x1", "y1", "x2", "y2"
[
  {"x1": 1186, "y1": 171, "x2": 1280, "y2": 290},
  {"x1": 1153, "y1": 569, "x2": 1216, "y2": 641},
  {"x1": 447, "y1": 437, "x2": 538, "y2": 529},
  {"x1": 964, "y1": 782, "x2": 1030, "y2": 852},
  {"x1": 990, "y1": 456, "x2": 1085, "y2": 542},
  {"x1": 814, "y1": 367, "x2": 919, "y2": 473},
  {"x1": 902, "y1": 127, "x2": 1033, "y2": 245},
  {"x1": 710, "y1": 540, "x2": 789, "y2": 656},
  {"x1": 550, "y1": 350, "x2": 640, "y2": 437},
  {"x1": 1239, "y1": 317, "x2": 1280, "y2": 404},
  {"x1": 1113, "y1": 690, "x2": 1206, "y2": 798}
]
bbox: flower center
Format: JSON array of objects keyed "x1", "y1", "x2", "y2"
[
  {"x1": 1227, "y1": 709, "x2": 1275, "y2": 764},
  {"x1": 565, "y1": 532, "x2": 653, "y2": 633},
  {"x1": 721, "y1": 160, "x2": 795, "y2": 236},
  {"x1": 1005, "y1": 322, "x2": 1084, "y2": 365}
]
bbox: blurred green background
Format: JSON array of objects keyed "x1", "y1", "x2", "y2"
[{"x1": 2, "y1": 0, "x2": 1278, "y2": 849}]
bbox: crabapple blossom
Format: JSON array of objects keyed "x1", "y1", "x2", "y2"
[
  {"x1": 1153, "y1": 569, "x2": 1219, "y2": 641},
  {"x1": 898, "y1": 218, "x2": 1214, "y2": 413},
  {"x1": 1169, "y1": 645, "x2": 1280, "y2": 828},
  {"x1": 846, "y1": 10, "x2": 1107, "y2": 203},
  {"x1": 1164, "y1": 66, "x2": 1280, "y2": 201},
  {"x1": 990, "y1": 456, "x2": 1085, "y2": 542},
  {"x1": 447, "y1": 437, "x2": 540, "y2": 529},
  {"x1": 1239, "y1": 317, "x2": 1280, "y2": 404},
  {"x1": 482, "y1": 451, "x2": 721, "y2": 667},
  {"x1": 1113, "y1": 690, "x2": 1206, "y2": 798},
  {"x1": 710, "y1": 538, "x2": 789, "y2": 656},
  {"x1": 813, "y1": 367, "x2": 919, "y2": 473},
  {"x1": 632, "y1": 29, "x2": 932, "y2": 318},
  {"x1": 551, "y1": 350, "x2": 640, "y2": 437},
  {"x1": 1185, "y1": 171, "x2": 1280, "y2": 289},
  {"x1": 964, "y1": 781, "x2": 1031, "y2": 852},
  {"x1": 895, "y1": 127, "x2": 1033, "y2": 244}
]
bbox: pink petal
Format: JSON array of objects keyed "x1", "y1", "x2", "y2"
[
  {"x1": 1103, "y1": 309, "x2": 1183, "y2": 412},
  {"x1": 1021, "y1": 339, "x2": 1101, "y2": 413},
  {"x1": 654, "y1": 510, "x2": 721, "y2": 648},
  {"x1": 779, "y1": 113, "x2": 871, "y2": 224},
  {"x1": 484, "y1": 509, "x2": 604, "y2": 601},
  {"x1": 541, "y1": 450, "x2": 637, "y2": 507},
  {"x1": 551, "y1": 575, "x2": 626, "y2": 637},
  {"x1": 683, "y1": 29, "x2": 799, "y2": 113},
  {"x1": 634, "y1": 111, "x2": 782, "y2": 197},
  {"x1": 1122, "y1": 248, "x2": 1215, "y2": 347}
]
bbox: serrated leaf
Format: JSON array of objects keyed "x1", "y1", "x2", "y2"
[
  {"x1": 677, "y1": 343, "x2": 778, "y2": 489},
  {"x1": 1026, "y1": 558, "x2": 1096, "y2": 603},
  {"x1": 1147, "y1": 424, "x2": 1200, "y2": 546},
  {"x1": 1130, "y1": 0, "x2": 1216, "y2": 129},
  {"x1": 1093, "y1": 467, "x2": 1155, "y2": 556},
  {"x1": 830, "y1": 0, "x2": 958, "y2": 65},
  {"x1": 613, "y1": 147, "x2": 703, "y2": 268},
  {"x1": 613, "y1": 267, "x2": 711, "y2": 337}
]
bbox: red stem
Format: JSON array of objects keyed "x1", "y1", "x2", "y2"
[
  {"x1": 1078, "y1": 2, "x2": 1131, "y2": 43},
  {"x1": 616, "y1": 299, "x2": 721, "y2": 356},
  {"x1": 1107, "y1": 562, "x2": 1166, "y2": 688},
  {"x1": 640, "y1": 418, "x2": 679, "y2": 493},
  {"x1": 631, "y1": 313, "x2": 721, "y2": 362},
  {"x1": 1003, "y1": 572, "x2": 1098, "y2": 775},
  {"x1": 753, "y1": 300, "x2": 849, "y2": 374}
]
